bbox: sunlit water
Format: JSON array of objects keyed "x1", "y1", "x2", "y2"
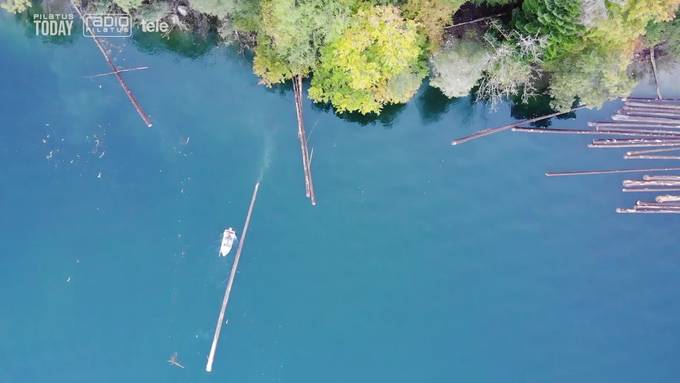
[{"x1": 1, "y1": 14, "x2": 679, "y2": 383}]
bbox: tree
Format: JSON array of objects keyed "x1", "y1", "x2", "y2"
[
  {"x1": 308, "y1": 5, "x2": 427, "y2": 114},
  {"x1": 476, "y1": 23, "x2": 546, "y2": 107},
  {"x1": 429, "y1": 34, "x2": 492, "y2": 98},
  {"x1": 113, "y1": 0, "x2": 143, "y2": 13},
  {"x1": 402, "y1": 0, "x2": 464, "y2": 51},
  {"x1": 253, "y1": 0, "x2": 353, "y2": 85},
  {"x1": 1, "y1": 0, "x2": 30, "y2": 13},
  {"x1": 189, "y1": 0, "x2": 237, "y2": 17}
]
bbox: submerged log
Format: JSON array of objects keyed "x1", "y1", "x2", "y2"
[
  {"x1": 546, "y1": 167, "x2": 680, "y2": 177},
  {"x1": 451, "y1": 106, "x2": 587, "y2": 145},
  {"x1": 85, "y1": 66, "x2": 149, "y2": 79},
  {"x1": 650, "y1": 45, "x2": 663, "y2": 100},
  {"x1": 70, "y1": 0, "x2": 152, "y2": 128}
]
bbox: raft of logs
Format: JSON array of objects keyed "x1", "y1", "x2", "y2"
[{"x1": 515, "y1": 97, "x2": 680, "y2": 214}]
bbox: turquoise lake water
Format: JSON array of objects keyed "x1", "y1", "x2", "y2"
[{"x1": 1, "y1": 13, "x2": 680, "y2": 382}]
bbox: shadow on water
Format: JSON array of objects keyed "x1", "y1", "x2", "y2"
[
  {"x1": 509, "y1": 94, "x2": 576, "y2": 127},
  {"x1": 131, "y1": 29, "x2": 219, "y2": 59},
  {"x1": 311, "y1": 100, "x2": 407, "y2": 128},
  {"x1": 416, "y1": 84, "x2": 466, "y2": 123}
]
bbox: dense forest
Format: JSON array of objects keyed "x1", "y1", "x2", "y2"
[{"x1": 4, "y1": 0, "x2": 680, "y2": 115}]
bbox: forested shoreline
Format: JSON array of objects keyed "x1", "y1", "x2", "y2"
[{"x1": 4, "y1": 0, "x2": 680, "y2": 116}]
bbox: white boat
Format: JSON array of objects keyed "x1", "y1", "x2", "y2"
[{"x1": 219, "y1": 227, "x2": 237, "y2": 257}]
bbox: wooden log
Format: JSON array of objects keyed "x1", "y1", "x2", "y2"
[
  {"x1": 627, "y1": 147, "x2": 680, "y2": 156},
  {"x1": 644, "y1": 175, "x2": 680, "y2": 181},
  {"x1": 621, "y1": 106, "x2": 680, "y2": 115},
  {"x1": 656, "y1": 194, "x2": 680, "y2": 203},
  {"x1": 623, "y1": 180, "x2": 680, "y2": 187},
  {"x1": 623, "y1": 97, "x2": 680, "y2": 104},
  {"x1": 619, "y1": 110, "x2": 680, "y2": 119},
  {"x1": 624, "y1": 101, "x2": 680, "y2": 110},
  {"x1": 594, "y1": 126, "x2": 680, "y2": 135},
  {"x1": 451, "y1": 106, "x2": 587, "y2": 145},
  {"x1": 444, "y1": 12, "x2": 508, "y2": 29},
  {"x1": 650, "y1": 45, "x2": 662, "y2": 100},
  {"x1": 292, "y1": 75, "x2": 317, "y2": 206},
  {"x1": 617, "y1": 207, "x2": 680, "y2": 214},
  {"x1": 206, "y1": 182, "x2": 260, "y2": 373},
  {"x1": 623, "y1": 187, "x2": 680, "y2": 192},
  {"x1": 70, "y1": 0, "x2": 152, "y2": 127},
  {"x1": 588, "y1": 121, "x2": 680, "y2": 129},
  {"x1": 625, "y1": 154, "x2": 680, "y2": 160},
  {"x1": 612, "y1": 114, "x2": 680, "y2": 125},
  {"x1": 85, "y1": 66, "x2": 149, "y2": 79},
  {"x1": 589, "y1": 138, "x2": 680, "y2": 148},
  {"x1": 636, "y1": 201, "x2": 680, "y2": 208},
  {"x1": 546, "y1": 167, "x2": 680, "y2": 177},
  {"x1": 512, "y1": 127, "x2": 680, "y2": 138}
]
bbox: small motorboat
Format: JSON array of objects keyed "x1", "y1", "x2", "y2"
[{"x1": 219, "y1": 227, "x2": 237, "y2": 257}]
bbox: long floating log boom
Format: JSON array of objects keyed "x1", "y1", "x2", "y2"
[
  {"x1": 451, "y1": 106, "x2": 586, "y2": 145},
  {"x1": 623, "y1": 187, "x2": 680, "y2": 192},
  {"x1": 70, "y1": 0, "x2": 152, "y2": 127},
  {"x1": 546, "y1": 167, "x2": 680, "y2": 177},
  {"x1": 206, "y1": 182, "x2": 260, "y2": 373}
]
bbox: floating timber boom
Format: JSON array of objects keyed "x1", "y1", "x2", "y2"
[{"x1": 206, "y1": 182, "x2": 260, "y2": 373}]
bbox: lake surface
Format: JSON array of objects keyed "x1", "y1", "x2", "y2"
[{"x1": 1, "y1": 13, "x2": 679, "y2": 383}]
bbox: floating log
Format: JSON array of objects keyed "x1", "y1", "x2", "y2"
[
  {"x1": 623, "y1": 97, "x2": 680, "y2": 104},
  {"x1": 594, "y1": 126, "x2": 680, "y2": 135},
  {"x1": 451, "y1": 106, "x2": 587, "y2": 145},
  {"x1": 625, "y1": 154, "x2": 680, "y2": 160},
  {"x1": 589, "y1": 138, "x2": 680, "y2": 148},
  {"x1": 624, "y1": 101, "x2": 680, "y2": 110},
  {"x1": 70, "y1": 0, "x2": 152, "y2": 127},
  {"x1": 546, "y1": 167, "x2": 680, "y2": 177},
  {"x1": 623, "y1": 187, "x2": 680, "y2": 192},
  {"x1": 617, "y1": 207, "x2": 680, "y2": 214},
  {"x1": 589, "y1": 121, "x2": 680, "y2": 129},
  {"x1": 636, "y1": 201, "x2": 680, "y2": 208},
  {"x1": 292, "y1": 75, "x2": 317, "y2": 206},
  {"x1": 623, "y1": 180, "x2": 680, "y2": 187},
  {"x1": 644, "y1": 175, "x2": 680, "y2": 181},
  {"x1": 444, "y1": 12, "x2": 508, "y2": 29},
  {"x1": 656, "y1": 194, "x2": 680, "y2": 203},
  {"x1": 649, "y1": 45, "x2": 662, "y2": 100},
  {"x1": 627, "y1": 147, "x2": 680, "y2": 156},
  {"x1": 619, "y1": 110, "x2": 680, "y2": 119},
  {"x1": 206, "y1": 182, "x2": 260, "y2": 373},
  {"x1": 512, "y1": 127, "x2": 680, "y2": 138},
  {"x1": 85, "y1": 66, "x2": 149, "y2": 79},
  {"x1": 612, "y1": 114, "x2": 680, "y2": 125},
  {"x1": 621, "y1": 106, "x2": 680, "y2": 115}
]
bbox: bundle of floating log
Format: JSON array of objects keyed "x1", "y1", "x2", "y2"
[{"x1": 509, "y1": 97, "x2": 680, "y2": 214}]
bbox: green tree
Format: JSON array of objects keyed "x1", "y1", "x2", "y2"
[
  {"x1": 429, "y1": 34, "x2": 492, "y2": 98},
  {"x1": 253, "y1": 0, "x2": 353, "y2": 85},
  {"x1": 189, "y1": 0, "x2": 237, "y2": 17},
  {"x1": 113, "y1": 0, "x2": 143, "y2": 13},
  {"x1": 1, "y1": 0, "x2": 30, "y2": 13},
  {"x1": 308, "y1": 5, "x2": 427, "y2": 114},
  {"x1": 403, "y1": 0, "x2": 464, "y2": 51}
]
